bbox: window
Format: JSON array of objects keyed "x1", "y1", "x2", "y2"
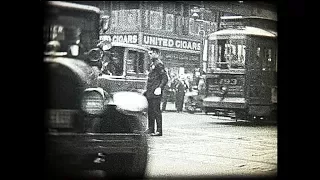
[
  {"x1": 165, "y1": 14, "x2": 174, "y2": 31},
  {"x1": 123, "y1": 1, "x2": 140, "y2": 9},
  {"x1": 174, "y1": 2, "x2": 182, "y2": 15},
  {"x1": 149, "y1": 1, "x2": 163, "y2": 11},
  {"x1": 262, "y1": 48, "x2": 273, "y2": 71},
  {"x1": 102, "y1": 47, "x2": 124, "y2": 76},
  {"x1": 111, "y1": 1, "x2": 140, "y2": 10},
  {"x1": 257, "y1": 47, "x2": 261, "y2": 57},
  {"x1": 208, "y1": 44, "x2": 215, "y2": 68},
  {"x1": 127, "y1": 50, "x2": 146, "y2": 74},
  {"x1": 150, "y1": 11, "x2": 163, "y2": 30},
  {"x1": 44, "y1": 25, "x2": 82, "y2": 54},
  {"x1": 216, "y1": 39, "x2": 246, "y2": 69}
]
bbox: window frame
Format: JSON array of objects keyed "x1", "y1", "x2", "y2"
[
  {"x1": 214, "y1": 39, "x2": 246, "y2": 69},
  {"x1": 125, "y1": 48, "x2": 149, "y2": 76}
]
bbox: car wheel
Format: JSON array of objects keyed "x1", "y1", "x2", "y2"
[{"x1": 187, "y1": 105, "x2": 195, "y2": 114}]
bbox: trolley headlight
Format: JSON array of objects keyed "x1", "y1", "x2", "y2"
[
  {"x1": 221, "y1": 86, "x2": 227, "y2": 91},
  {"x1": 220, "y1": 86, "x2": 228, "y2": 97},
  {"x1": 81, "y1": 88, "x2": 107, "y2": 115}
]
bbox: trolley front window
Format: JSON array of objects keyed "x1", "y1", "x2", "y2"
[{"x1": 214, "y1": 39, "x2": 246, "y2": 69}]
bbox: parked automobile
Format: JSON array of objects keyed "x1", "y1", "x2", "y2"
[
  {"x1": 44, "y1": 1, "x2": 148, "y2": 178},
  {"x1": 184, "y1": 86, "x2": 204, "y2": 113}
]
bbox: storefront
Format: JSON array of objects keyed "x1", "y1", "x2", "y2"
[
  {"x1": 100, "y1": 33, "x2": 139, "y2": 44},
  {"x1": 142, "y1": 34, "x2": 201, "y2": 78},
  {"x1": 100, "y1": 33, "x2": 201, "y2": 78}
]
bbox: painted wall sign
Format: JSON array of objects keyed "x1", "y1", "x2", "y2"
[
  {"x1": 143, "y1": 35, "x2": 201, "y2": 51},
  {"x1": 100, "y1": 34, "x2": 138, "y2": 44}
]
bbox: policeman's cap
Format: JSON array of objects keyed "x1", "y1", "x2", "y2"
[{"x1": 150, "y1": 47, "x2": 160, "y2": 54}]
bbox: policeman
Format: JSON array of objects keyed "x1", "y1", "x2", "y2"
[{"x1": 144, "y1": 48, "x2": 168, "y2": 136}]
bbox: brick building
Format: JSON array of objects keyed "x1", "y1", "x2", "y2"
[
  {"x1": 74, "y1": 1, "x2": 221, "y2": 77},
  {"x1": 73, "y1": 1, "x2": 276, "y2": 77}
]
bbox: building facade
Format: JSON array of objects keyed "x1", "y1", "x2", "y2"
[
  {"x1": 74, "y1": 1, "x2": 276, "y2": 78},
  {"x1": 92, "y1": 1, "x2": 223, "y2": 77}
]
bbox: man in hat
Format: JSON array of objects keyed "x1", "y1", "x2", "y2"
[{"x1": 144, "y1": 47, "x2": 168, "y2": 136}]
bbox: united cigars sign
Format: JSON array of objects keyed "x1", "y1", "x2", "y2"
[
  {"x1": 143, "y1": 35, "x2": 201, "y2": 52},
  {"x1": 100, "y1": 34, "x2": 138, "y2": 44}
]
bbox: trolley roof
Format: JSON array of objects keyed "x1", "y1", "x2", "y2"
[
  {"x1": 221, "y1": 16, "x2": 277, "y2": 21},
  {"x1": 208, "y1": 26, "x2": 277, "y2": 40},
  {"x1": 47, "y1": 1, "x2": 101, "y2": 14}
]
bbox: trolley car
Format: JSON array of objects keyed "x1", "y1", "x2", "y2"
[{"x1": 202, "y1": 16, "x2": 277, "y2": 121}]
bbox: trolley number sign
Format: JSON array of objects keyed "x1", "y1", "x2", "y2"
[{"x1": 207, "y1": 74, "x2": 245, "y2": 96}]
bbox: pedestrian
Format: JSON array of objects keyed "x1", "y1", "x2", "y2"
[
  {"x1": 175, "y1": 77, "x2": 188, "y2": 112},
  {"x1": 161, "y1": 80, "x2": 171, "y2": 112},
  {"x1": 144, "y1": 47, "x2": 168, "y2": 136}
]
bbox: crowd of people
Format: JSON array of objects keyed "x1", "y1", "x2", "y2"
[{"x1": 161, "y1": 73, "x2": 199, "y2": 113}]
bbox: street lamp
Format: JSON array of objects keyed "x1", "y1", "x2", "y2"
[
  {"x1": 192, "y1": 8, "x2": 207, "y2": 75},
  {"x1": 197, "y1": 27, "x2": 206, "y2": 75}
]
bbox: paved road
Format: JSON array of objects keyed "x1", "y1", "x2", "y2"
[{"x1": 145, "y1": 110, "x2": 277, "y2": 179}]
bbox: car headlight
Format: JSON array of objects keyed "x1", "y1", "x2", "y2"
[
  {"x1": 87, "y1": 48, "x2": 103, "y2": 62},
  {"x1": 112, "y1": 91, "x2": 148, "y2": 113},
  {"x1": 81, "y1": 88, "x2": 106, "y2": 115}
]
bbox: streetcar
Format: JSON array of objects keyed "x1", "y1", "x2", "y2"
[{"x1": 202, "y1": 16, "x2": 277, "y2": 121}]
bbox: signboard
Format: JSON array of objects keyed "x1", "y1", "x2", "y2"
[
  {"x1": 143, "y1": 35, "x2": 201, "y2": 51},
  {"x1": 100, "y1": 34, "x2": 138, "y2": 44},
  {"x1": 206, "y1": 74, "x2": 245, "y2": 97}
]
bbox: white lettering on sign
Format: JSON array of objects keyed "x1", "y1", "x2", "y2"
[
  {"x1": 143, "y1": 35, "x2": 201, "y2": 51},
  {"x1": 100, "y1": 34, "x2": 138, "y2": 44},
  {"x1": 168, "y1": 39, "x2": 174, "y2": 47}
]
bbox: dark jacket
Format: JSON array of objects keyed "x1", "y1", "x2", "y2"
[{"x1": 145, "y1": 58, "x2": 168, "y2": 99}]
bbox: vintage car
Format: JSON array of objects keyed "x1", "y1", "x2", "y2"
[
  {"x1": 96, "y1": 41, "x2": 151, "y2": 94},
  {"x1": 184, "y1": 86, "x2": 204, "y2": 113},
  {"x1": 184, "y1": 77, "x2": 206, "y2": 114},
  {"x1": 44, "y1": 1, "x2": 148, "y2": 178}
]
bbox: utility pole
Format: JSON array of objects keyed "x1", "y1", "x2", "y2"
[{"x1": 191, "y1": 2, "x2": 210, "y2": 75}]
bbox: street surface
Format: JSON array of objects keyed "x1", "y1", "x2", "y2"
[{"x1": 145, "y1": 104, "x2": 277, "y2": 179}]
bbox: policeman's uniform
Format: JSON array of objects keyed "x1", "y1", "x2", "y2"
[{"x1": 145, "y1": 58, "x2": 168, "y2": 136}]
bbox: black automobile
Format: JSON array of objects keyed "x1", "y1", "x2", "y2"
[{"x1": 44, "y1": 1, "x2": 148, "y2": 178}]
